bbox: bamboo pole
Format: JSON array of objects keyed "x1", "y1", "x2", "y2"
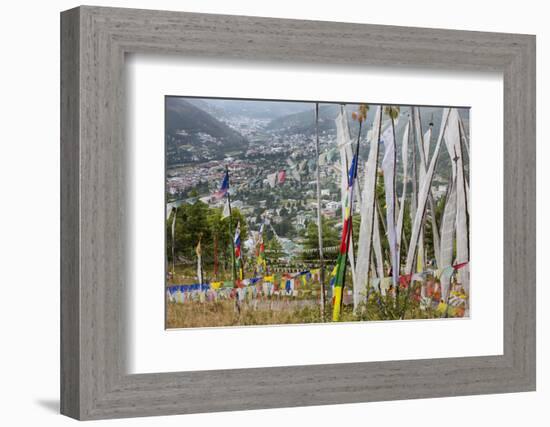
[
  {"x1": 225, "y1": 166, "x2": 240, "y2": 312},
  {"x1": 389, "y1": 108, "x2": 399, "y2": 301},
  {"x1": 314, "y1": 103, "x2": 326, "y2": 319},
  {"x1": 171, "y1": 206, "x2": 177, "y2": 280},
  {"x1": 413, "y1": 108, "x2": 441, "y2": 268},
  {"x1": 401, "y1": 108, "x2": 451, "y2": 319},
  {"x1": 213, "y1": 233, "x2": 218, "y2": 279}
]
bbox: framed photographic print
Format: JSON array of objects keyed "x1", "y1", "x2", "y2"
[{"x1": 61, "y1": 6, "x2": 536, "y2": 420}]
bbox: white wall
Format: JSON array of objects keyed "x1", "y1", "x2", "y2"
[{"x1": 0, "y1": 0, "x2": 547, "y2": 425}]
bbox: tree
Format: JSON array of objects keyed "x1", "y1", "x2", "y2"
[
  {"x1": 166, "y1": 201, "x2": 211, "y2": 263},
  {"x1": 273, "y1": 217, "x2": 294, "y2": 237},
  {"x1": 265, "y1": 238, "x2": 284, "y2": 263},
  {"x1": 302, "y1": 217, "x2": 339, "y2": 263},
  {"x1": 166, "y1": 202, "x2": 247, "y2": 277}
]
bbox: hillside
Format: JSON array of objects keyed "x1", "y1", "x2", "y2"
[
  {"x1": 166, "y1": 98, "x2": 249, "y2": 166},
  {"x1": 265, "y1": 104, "x2": 340, "y2": 134}
]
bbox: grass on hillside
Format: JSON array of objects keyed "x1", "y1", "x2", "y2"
[{"x1": 166, "y1": 289, "x2": 465, "y2": 329}]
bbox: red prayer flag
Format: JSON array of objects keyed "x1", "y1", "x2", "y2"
[{"x1": 453, "y1": 261, "x2": 469, "y2": 270}]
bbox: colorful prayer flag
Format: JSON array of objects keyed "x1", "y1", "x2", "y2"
[
  {"x1": 332, "y1": 141, "x2": 361, "y2": 321},
  {"x1": 329, "y1": 264, "x2": 338, "y2": 288},
  {"x1": 234, "y1": 222, "x2": 243, "y2": 280},
  {"x1": 256, "y1": 221, "x2": 267, "y2": 274},
  {"x1": 214, "y1": 169, "x2": 229, "y2": 199},
  {"x1": 234, "y1": 222, "x2": 241, "y2": 258}
]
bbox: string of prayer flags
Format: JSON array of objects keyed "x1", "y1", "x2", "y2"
[{"x1": 167, "y1": 284, "x2": 210, "y2": 293}]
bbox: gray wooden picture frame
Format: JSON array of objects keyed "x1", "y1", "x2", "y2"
[{"x1": 60, "y1": 5, "x2": 536, "y2": 420}]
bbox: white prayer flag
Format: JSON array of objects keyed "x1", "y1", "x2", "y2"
[
  {"x1": 267, "y1": 172, "x2": 278, "y2": 188},
  {"x1": 221, "y1": 199, "x2": 230, "y2": 219},
  {"x1": 335, "y1": 106, "x2": 358, "y2": 297},
  {"x1": 381, "y1": 118, "x2": 399, "y2": 286},
  {"x1": 412, "y1": 107, "x2": 440, "y2": 268},
  {"x1": 405, "y1": 108, "x2": 451, "y2": 275},
  {"x1": 372, "y1": 200, "x2": 385, "y2": 279},
  {"x1": 445, "y1": 109, "x2": 469, "y2": 294},
  {"x1": 396, "y1": 118, "x2": 410, "y2": 246},
  {"x1": 356, "y1": 106, "x2": 383, "y2": 302}
]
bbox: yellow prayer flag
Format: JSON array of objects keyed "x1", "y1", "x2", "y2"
[
  {"x1": 436, "y1": 301, "x2": 448, "y2": 314},
  {"x1": 332, "y1": 287, "x2": 343, "y2": 321},
  {"x1": 416, "y1": 250, "x2": 423, "y2": 273}
]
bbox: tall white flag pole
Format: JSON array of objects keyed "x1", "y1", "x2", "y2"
[
  {"x1": 336, "y1": 105, "x2": 359, "y2": 299},
  {"x1": 412, "y1": 107, "x2": 441, "y2": 270},
  {"x1": 396, "y1": 117, "x2": 411, "y2": 250},
  {"x1": 355, "y1": 106, "x2": 383, "y2": 304},
  {"x1": 171, "y1": 206, "x2": 177, "y2": 279},
  {"x1": 314, "y1": 103, "x2": 326, "y2": 319},
  {"x1": 381, "y1": 107, "x2": 400, "y2": 292},
  {"x1": 402, "y1": 108, "x2": 451, "y2": 318}
]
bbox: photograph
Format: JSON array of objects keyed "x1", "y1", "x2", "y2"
[{"x1": 165, "y1": 97, "x2": 470, "y2": 328}]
